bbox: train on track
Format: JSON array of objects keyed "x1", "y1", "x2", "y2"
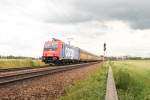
[{"x1": 42, "y1": 38, "x2": 103, "y2": 64}]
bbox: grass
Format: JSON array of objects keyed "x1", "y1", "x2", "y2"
[
  {"x1": 0, "y1": 59, "x2": 45, "y2": 69},
  {"x1": 60, "y1": 63, "x2": 108, "y2": 100},
  {"x1": 110, "y1": 60, "x2": 150, "y2": 100}
]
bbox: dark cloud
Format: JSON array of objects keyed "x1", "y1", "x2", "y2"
[{"x1": 44, "y1": 0, "x2": 150, "y2": 29}]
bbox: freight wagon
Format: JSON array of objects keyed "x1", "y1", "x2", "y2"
[{"x1": 42, "y1": 38, "x2": 102, "y2": 64}]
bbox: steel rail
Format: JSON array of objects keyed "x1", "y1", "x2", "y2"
[{"x1": 0, "y1": 62, "x2": 99, "y2": 85}]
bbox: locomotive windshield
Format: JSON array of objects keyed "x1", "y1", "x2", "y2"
[{"x1": 44, "y1": 42, "x2": 58, "y2": 51}]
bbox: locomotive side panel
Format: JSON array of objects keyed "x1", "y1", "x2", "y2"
[{"x1": 60, "y1": 44, "x2": 80, "y2": 60}]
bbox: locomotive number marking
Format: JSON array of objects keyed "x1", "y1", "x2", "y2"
[{"x1": 65, "y1": 47, "x2": 75, "y2": 59}]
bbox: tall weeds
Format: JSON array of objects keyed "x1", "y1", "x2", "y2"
[{"x1": 0, "y1": 59, "x2": 44, "y2": 68}]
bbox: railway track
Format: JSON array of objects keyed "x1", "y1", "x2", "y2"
[{"x1": 0, "y1": 62, "x2": 99, "y2": 85}]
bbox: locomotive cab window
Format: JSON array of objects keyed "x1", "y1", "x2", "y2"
[{"x1": 44, "y1": 43, "x2": 58, "y2": 51}]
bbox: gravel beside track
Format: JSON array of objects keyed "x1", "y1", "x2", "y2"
[{"x1": 0, "y1": 63, "x2": 101, "y2": 100}]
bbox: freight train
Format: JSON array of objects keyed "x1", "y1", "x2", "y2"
[{"x1": 42, "y1": 38, "x2": 102, "y2": 64}]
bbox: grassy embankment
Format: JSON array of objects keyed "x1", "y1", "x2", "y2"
[
  {"x1": 110, "y1": 60, "x2": 150, "y2": 100},
  {"x1": 0, "y1": 59, "x2": 45, "y2": 69},
  {"x1": 60, "y1": 63, "x2": 108, "y2": 100}
]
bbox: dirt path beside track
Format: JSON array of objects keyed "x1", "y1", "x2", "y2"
[{"x1": 0, "y1": 63, "x2": 101, "y2": 100}]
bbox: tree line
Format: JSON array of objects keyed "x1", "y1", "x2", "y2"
[{"x1": 107, "y1": 56, "x2": 150, "y2": 60}]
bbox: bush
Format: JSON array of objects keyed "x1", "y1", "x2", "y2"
[{"x1": 115, "y1": 69, "x2": 130, "y2": 91}]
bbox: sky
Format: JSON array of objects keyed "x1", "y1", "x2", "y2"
[{"x1": 0, "y1": 0, "x2": 150, "y2": 57}]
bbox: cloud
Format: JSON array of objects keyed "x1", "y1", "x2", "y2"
[
  {"x1": 0, "y1": 0, "x2": 150, "y2": 57},
  {"x1": 78, "y1": 0, "x2": 150, "y2": 29},
  {"x1": 1, "y1": 0, "x2": 150, "y2": 29},
  {"x1": 40, "y1": 0, "x2": 150, "y2": 29}
]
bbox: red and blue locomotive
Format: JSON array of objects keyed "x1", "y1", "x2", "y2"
[{"x1": 42, "y1": 38, "x2": 101, "y2": 64}]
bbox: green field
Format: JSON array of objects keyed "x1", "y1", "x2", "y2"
[
  {"x1": 110, "y1": 60, "x2": 150, "y2": 100},
  {"x1": 60, "y1": 63, "x2": 108, "y2": 100},
  {"x1": 0, "y1": 59, "x2": 45, "y2": 69}
]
